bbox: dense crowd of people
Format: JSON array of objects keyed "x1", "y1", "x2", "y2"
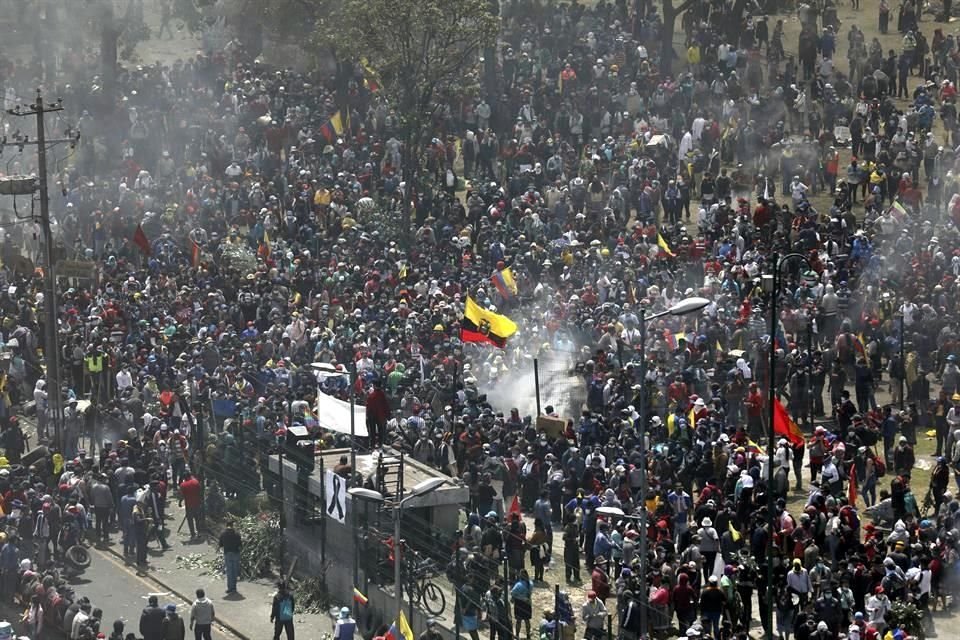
[{"x1": 0, "y1": 0, "x2": 958, "y2": 639}]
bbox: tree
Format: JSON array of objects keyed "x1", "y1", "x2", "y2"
[
  {"x1": 315, "y1": 0, "x2": 498, "y2": 225},
  {"x1": 660, "y1": 0, "x2": 696, "y2": 75}
]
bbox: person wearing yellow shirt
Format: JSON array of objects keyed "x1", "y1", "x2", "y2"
[
  {"x1": 870, "y1": 165, "x2": 886, "y2": 202},
  {"x1": 687, "y1": 44, "x2": 701, "y2": 67}
]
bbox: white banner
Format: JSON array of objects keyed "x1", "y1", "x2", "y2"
[{"x1": 314, "y1": 389, "x2": 369, "y2": 437}]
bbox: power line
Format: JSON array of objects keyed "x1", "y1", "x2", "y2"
[{"x1": 6, "y1": 89, "x2": 67, "y2": 451}]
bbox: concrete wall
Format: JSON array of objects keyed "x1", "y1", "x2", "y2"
[{"x1": 271, "y1": 458, "x2": 465, "y2": 640}]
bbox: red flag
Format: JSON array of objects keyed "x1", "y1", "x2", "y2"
[
  {"x1": 507, "y1": 495, "x2": 522, "y2": 519},
  {"x1": 773, "y1": 398, "x2": 805, "y2": 447},
  {"x1": 848, "y1": 472, "x2": 858, "y2": 506},
  {"x1": 132, "y1": 224, "x2": 151, "y2": 255},
  {"x1": 191, "y1": 240, "x2": 201, "y2": 267}
]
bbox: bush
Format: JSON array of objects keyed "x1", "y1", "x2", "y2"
[
  {"x1": 886, "y1": 601, "x2": 925, "y2": 640},
  {"x1": 211, "y1": 513, "x2": 283, "y2": 579}
]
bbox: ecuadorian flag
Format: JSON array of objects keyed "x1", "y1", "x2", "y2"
[
  {"x1": 385, "y1": 612, "x2": 415, "y2": 640},
  {"x1": 461, "y1": 296, "x2": 517, "y2": 348},
  {"x1": 491, "y1": 267, "x2": 518, "y2": 299}
]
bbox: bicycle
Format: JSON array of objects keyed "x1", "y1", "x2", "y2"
[{"x1": 402, "y1": 552, "x2": 447, "y2": 616}]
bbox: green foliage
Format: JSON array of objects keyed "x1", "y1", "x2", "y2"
[
  {"x1": 315, "y1": 0, "x2": 498, "y2": 125},
  {"x1": 290, "y1": 570, "x2": 333, "y2": 614},
  {"x1": 886, "y1": 601, "x2": 925, "y2": 640},
  {"x1": 211, "y1": 513, "x2": 283, "y2": 579}
]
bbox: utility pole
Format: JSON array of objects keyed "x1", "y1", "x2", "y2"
[{"x1": 7, "y1": 90, "x2": 65, "y2": 452}]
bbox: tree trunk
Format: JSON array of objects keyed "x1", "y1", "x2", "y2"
[
  {"x1": 725, "y1": 0, "x2": 749, "y2": 46},
  {"x1": 661, "y1": 0, "x2": 695, "y2": 76},
  {"x1": 100, "y1": 2, "x2": 119, "y2": 114}
]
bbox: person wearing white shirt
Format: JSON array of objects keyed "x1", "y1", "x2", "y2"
[
  {"x1": 865, "y1": 588, "x2": 890, "y2": 631},
  {"x1": 790, "y1": 177, "x2": 809, "y2": 205},
  {"x1": 33, "y1": 380, "x2": 48, "y2": 440},
  {"x1": 786, "y1": 560, "x2": 812, "y2": 604},
  {"x1": 678, "y1": 130, "x2": 693, "y2": 162},
  {"x1": 899, "y1": 301, "x2": 918, "y2": 326},
  {"x1": 116, "y1": 366, "x2": 133, "y2": 392},
  {"x1": 821, "y1": 456, "x2": 841, "y2": 492},
  {"x1": 774, "y1": 439, "x2": 793, "y2": 469},
  {"x1": 692, "y1": 116, "x2": 706, "y2": 141}
]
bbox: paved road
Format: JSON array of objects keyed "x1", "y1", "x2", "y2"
[{"x1": 80, "y1": 543, "x2": 242, "y2": 639}]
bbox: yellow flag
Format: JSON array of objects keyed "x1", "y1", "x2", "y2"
[
  {"x1": 729, "y1": 521, "x2": 741, "y2": 542},
  {"x1": 464, "y1": 296, "x2": 518, "y2": 340},
  {"x1": 657, "y1": 233, "x2": 676, "y2": 257},
  {"x1": 398, "y1": 611, "x2": 415, "y2": 640},
  {"x1": 688, "y1": 407, "x2": 696, "y2": 430},
  {"x1": 501, "y1": 267, "x2": 518, "y2": 295},
  {"x1": 330, "y1": 111, "x2": 347, "y2": 135}
]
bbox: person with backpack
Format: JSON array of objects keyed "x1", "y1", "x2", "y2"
[
  {"x1": 270, "y1": 582, "x2": 295, "y2": 640},
  {"x1": 808, "y1": 427, "x2": 828, "y2": 485}
]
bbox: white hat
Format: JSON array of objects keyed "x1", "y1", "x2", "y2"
[{"x1": 701, "y1": 517, "x2": 713, "y2": 527}]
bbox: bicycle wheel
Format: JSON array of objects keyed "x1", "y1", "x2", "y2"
[
  {"x1": 421, "y1": 581, "x2": 446, "y2": 616},
  {"x1": 403, "y1": 579, "x2": 420, "y2": 607}
]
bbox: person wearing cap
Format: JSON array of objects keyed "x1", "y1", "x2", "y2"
[
  {"x1": 332, "y1": 604, "x2": 355, "y2": 640},
  {"x1": 189, "y1": 589, "x2": 215, "y2": 640},
  {"x1": 580, "y1": 590, "x2": 606, "y2": 640},
  {"x1": 162, "y1": 604, "x2": 186, "y2": 640},
  {"x1": 808, "y1": 426, "x2": 828, "y2": 485},
  {"x1": 865, "y1": 585, "x2": 890, "y2": 631},
  {"x1": 270, "y1": 582, "x2": 295, "y2": 640},
  {"x1": 696, "y1": 517, "x2": 720, "y2": 582}
]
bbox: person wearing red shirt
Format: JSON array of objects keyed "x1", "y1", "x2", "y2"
[
  {"x1": 668, "y1": 376, "x2": 688, "y2": 408},
  {"x1": 179, "y1": 472, "x2": 203, "y2": 539},
  {"x1": 745, "y1": 382, "x2": 764, "y2": 440},
  {"x1": 365, "y1": 381, "x2": 390, "y2": 448},
  {"x1": 672, "y1": 572, "x2": 698, "y2": 634}
]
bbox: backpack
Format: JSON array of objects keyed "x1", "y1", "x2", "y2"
[
  {"x1": 278, "y1": 595, "x2": 294, "y2": 622},
  {"x1": 874, "y1": 455, "x2": 886, "y2": 478},
  {"x1": 840, "y1": 505, "x2": 860, "y2": 532},
  {"x1": 810, "y1": 439, "x2": 824, "y2": 459}
]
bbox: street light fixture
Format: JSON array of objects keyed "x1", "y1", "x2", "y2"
[
  {"x1": 635, "y1": 296, "x2": 709, "y2": 638},
  {"x1": 349, "y1": 477, "x2": 446, "y2": 622}
]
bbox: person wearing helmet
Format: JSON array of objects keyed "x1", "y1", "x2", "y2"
[{"x1": 332, "y1": 606, "x2": 355, "y2": 640}]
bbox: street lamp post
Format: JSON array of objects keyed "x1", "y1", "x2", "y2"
[
  {"x1": 636, "y1": 296, "x2": 709, "y2": 639},
  {"x1": 760, "y1": 253, "x2": 812, "y2": 640},
  {"x1": 349, "y1": 477, "x2": 446, "y2": 622}
]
